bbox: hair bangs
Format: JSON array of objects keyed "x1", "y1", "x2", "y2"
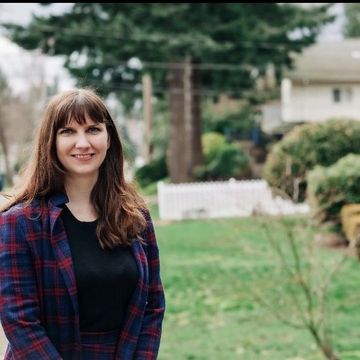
[{"x1": 56, "y1": 93, "x2": 108, "y2": 129}]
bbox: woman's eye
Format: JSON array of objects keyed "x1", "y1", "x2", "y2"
[
  {"x1": 88, "y1": 127, "x2": 101, "y2": 134},
  {"x1": 59, "y1": 128, "x2": 73, "y2": 135}
]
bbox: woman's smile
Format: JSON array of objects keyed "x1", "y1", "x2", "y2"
[{"x1": 71, "y1": 153, "x2": 96, "y2": 161}]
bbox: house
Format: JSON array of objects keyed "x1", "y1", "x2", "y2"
[{"x1": 261, "y1": 39, "x2": 360, "y2": 134}]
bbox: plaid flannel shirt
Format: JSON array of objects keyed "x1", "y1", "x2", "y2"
[{"x1": 0, "y1": 193, "x2": 165, "y2": 359}]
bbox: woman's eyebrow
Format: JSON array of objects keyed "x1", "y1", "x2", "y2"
[{"x1": 59, "y1": 122, "x2": 101, "y2": 129}]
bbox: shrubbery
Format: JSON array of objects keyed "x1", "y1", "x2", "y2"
[
  {"x1": 203, "y1": 104, "x2": 258, "y2": 140},
  {"x1": 194, "y1": 132, "x2": 251, "y2": 181},
  {"x1": 134, "y1": 156, "x2": 168, "y2": 188},
  {"x1": 264, "y1": 119, "x2": 360, "y2": 202},
  {"x1": 202, "y1": 132, "x2": 226, "y2": 163},
  {"x1": 307, "y1": 154, "x2": 360, "y2": 229},
  {"x1": 341, "y1": 204, "x2": 360, "y2": 249}
]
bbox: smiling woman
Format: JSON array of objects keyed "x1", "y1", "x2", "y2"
[
  {"x1": 0, "y1": 88, "x2": 165, "y2": 359},
  {"x1": 56, "y1": 119, "x2": 109, "y2": 181}
]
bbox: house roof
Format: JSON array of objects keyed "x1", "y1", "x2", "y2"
[{"x1": 284, "y1": 39, "x2": 360, "y2": 83}]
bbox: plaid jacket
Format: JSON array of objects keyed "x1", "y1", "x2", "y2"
[{"x1": 0, "y1": 193, "x2": 165, "y2": 359}]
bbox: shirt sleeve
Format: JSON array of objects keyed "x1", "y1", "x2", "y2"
[
  {"x1": 0, "y1": 211, "x2": 63, "y2": 359},
  {"x1": 134, "y1": 210, "x2": 166, "y2": 360}
]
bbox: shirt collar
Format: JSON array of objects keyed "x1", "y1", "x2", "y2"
[{"x1": 48, "y1": 192, "x2": 69, "y2": 207}]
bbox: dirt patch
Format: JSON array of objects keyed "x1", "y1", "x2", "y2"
[
  {"x1": 314, "y1": 232, "x2": 348, "y2": 248},
  {"x1": 314, "y1": 232, "x2": 359, "y2": 258},
  {"x1": 153, "y1": 219, "x2": 174, "y2": 227}
]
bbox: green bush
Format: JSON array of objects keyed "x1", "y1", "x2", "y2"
[
  {"x1": 134, "y1": 156, "x2": 168, "y2": 188},
  {"x1": 202, "y1": 103, "x2": 259, "y2": 140},
  {"x1": 195, "y1": 139, "x2": 251, "y2": 181},
  {"x1": 202, "y1": 132, "x2": 226, "y2": 163},
  {"x1": 263, "y1": 119, "x2": 360, "y2": 202},
  {"x1": 208, "y1": 143, "x2": 250, "y2": 179},
  {"x1": 307, "y1": 154, "x2": 360, "y2": 229}
]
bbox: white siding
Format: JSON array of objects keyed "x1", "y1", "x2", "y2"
[
  {"x1": 282, "y1": 81, "x2": 360, "y2": 122},
  {"x1": 261, "y1": 101, "x2": 281, "y2": 133}
]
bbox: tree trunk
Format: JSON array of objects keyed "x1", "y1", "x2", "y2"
[
  {"x1": 167, "y1": 62, "x2": 188, "y2": 183},
  {"x1": 167, "y1": 59, "x2": 203, "y2": 183},
  {"x1": 191, "y1": 60, "x2": 204, "y2": 170},
  {"x1": 142, "y1": 73, "x2": 153, "y2": 163}
]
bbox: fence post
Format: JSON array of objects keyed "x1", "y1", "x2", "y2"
[{"x1": 157, "y1": 181, "x2": 165, "y2": 220}]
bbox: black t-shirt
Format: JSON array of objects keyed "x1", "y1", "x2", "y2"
[{"x1": 61, "y1": 205, "x2": 139, "y2": 332}]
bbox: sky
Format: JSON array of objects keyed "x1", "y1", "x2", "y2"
[
  {"x1": 302, "y1": 3, "x2": 345, "y2": 41},
  {"x1": 0, "y1": 3, "x2": 75, "y2": 94},
  {"x1": 0, "y1": 3, "x2": 346, "y2": 95}
]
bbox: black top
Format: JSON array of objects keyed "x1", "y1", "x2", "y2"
[{"x1": 61, "y1": 205, "x2": 139, "y2": 332}]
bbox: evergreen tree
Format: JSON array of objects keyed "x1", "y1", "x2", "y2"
[
  {"x1": 344, "y1": 3, "x2": 360, "y2": 37},
  {"x1": 2, "y1": 3, "x2": 334, "y2": 182}
]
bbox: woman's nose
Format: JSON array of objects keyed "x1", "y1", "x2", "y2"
[{"x1": 75, "y1": 133, "x2": 91, "y2": 148}]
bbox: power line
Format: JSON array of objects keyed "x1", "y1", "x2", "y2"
[
  {"x1": 0, "y1": 52, "x2": 267, "y2": 72},
  {"x1": 4, "y1": 48, "x2": 359, "y2": 75},
  {"x1": 3, "y1": 22, "x2": 313, "y2": 51},
  {"x1": 4, "y1": 71, "x2": 262, "y2": 97},
  {"x1": 2, "y1": 24, "x2": 348, "y2": 72}
]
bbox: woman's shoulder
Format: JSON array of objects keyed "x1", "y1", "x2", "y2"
[
  {"x1": 139, "y1": 207, "x2": 157, "y2": 241},
  {"x1": 140, "y1": 207, "x2": 151, "y2": 221},
  {"x1": 1, "y1": 198, "x2": 43, "y2": 219},
  {"x1": 140, "y1": 207, "x2": 157, "y2": 231}
]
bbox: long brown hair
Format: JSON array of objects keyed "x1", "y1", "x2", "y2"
[{"x1": 1, "y1": 88, "x2": 147, "y2": 248}]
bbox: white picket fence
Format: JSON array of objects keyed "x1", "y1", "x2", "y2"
[{"x1": 157, "y1": 179, "x2": 309, "y2": 220}]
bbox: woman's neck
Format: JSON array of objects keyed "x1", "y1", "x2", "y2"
[
  {"x1": 64, "y1": 176, "x2": 97, "y2": 202},
  {"x1": 63, "y1": 176, "x2": 98, "y2": 221}
]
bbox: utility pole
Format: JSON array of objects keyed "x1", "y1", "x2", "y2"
[
  {"x1": 183, "y1": 56, "x2": 192, "y2": 179},
  {"x1": 142, "y1": 73, "x2": 153, "y2": 163}
]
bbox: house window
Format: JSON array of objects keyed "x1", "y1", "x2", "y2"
[
  {"x1": 332, "y1": 87, "x2": 352, "y2": 103},
  {"x1": 333, "y1": 88, "x2": 340, "y2": 103}
]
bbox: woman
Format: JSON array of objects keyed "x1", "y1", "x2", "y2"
[{"x1": 0, "y1": 88, "x2": 165, "y2": 359}]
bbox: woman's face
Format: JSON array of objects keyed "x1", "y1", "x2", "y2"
[{"x1": 56, "y1": 115, "x2": 109, "y2": 181}]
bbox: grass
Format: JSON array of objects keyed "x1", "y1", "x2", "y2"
[{"x1": 151, "y1": 211, "x2": 360, "y2": 360}]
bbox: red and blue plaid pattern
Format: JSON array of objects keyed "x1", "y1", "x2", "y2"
[
  {"x1": 0, "y1": 193, "x2": 165, "y2": 359},
  {"x1": 80, "y1": 329, "x2": 119, "y2": 360}
]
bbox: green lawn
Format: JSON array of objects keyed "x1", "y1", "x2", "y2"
[{"x1": 152, "y1": 212, "x2": 360, "y2": 360}]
